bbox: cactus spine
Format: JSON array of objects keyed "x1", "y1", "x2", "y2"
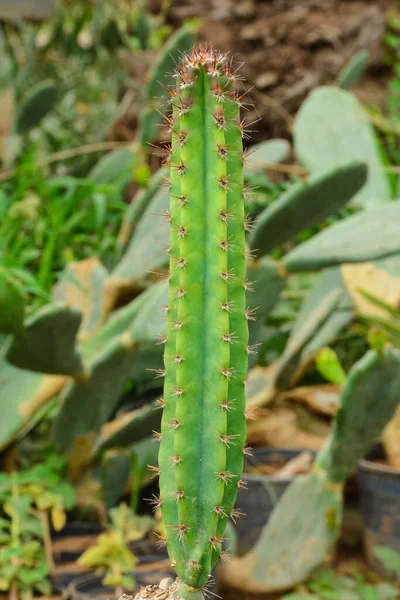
[{"x1": 158, "y1": 46, "x2": 248, "y2": 595}]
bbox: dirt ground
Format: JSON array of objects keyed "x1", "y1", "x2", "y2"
[{"x1": 158, "y1": 0, "x2": 396, "y2": 140}]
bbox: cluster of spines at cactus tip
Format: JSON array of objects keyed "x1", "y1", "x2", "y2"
[{"x1": 148, "y1": 44, "x2": 256, "y2": 592}]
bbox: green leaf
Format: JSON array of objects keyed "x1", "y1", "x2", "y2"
[{"x1": 316, "y1": 348, "x2": 347, "y2": 385}]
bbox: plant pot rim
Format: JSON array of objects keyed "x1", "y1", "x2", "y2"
[
  {"x1": 243, "y1": 447, "x2": 317, "y2": 484},
  {"x1": 358, "y1": 457, "x2": 400, "y2": 477}
]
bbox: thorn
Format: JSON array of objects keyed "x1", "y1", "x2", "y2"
[
  {"x1": 148, "y1": 465, "x2": 161, "y2": 479},
  {"x1": 171, "y1": 489, "x2": 185, "y2": 502},
  {"x1": 172, "y1": 386, "x2": 184, "y2": 397},
  {"x1": 220, "y1": 300, "x2": 235, "y2": 312},
  {"x1": 221, "y1": 367, "x2": 235, "y2": 379},
  {"x1": 245, "y1": 406, "x2": 257, "y2": 420},
  {"x1": 173, "y1": 320, "x2": 183, "y2": 330},
  {"x1": 217, "y1": 144, "x2": 229, "y2": 159},
  {"x1": 156, "y1": 335, "x2": 167, "y2": 345},
  {"x1": 157, "y1": 80, "x2": 177, "y2": 101},
  {"x1": 146, "y1": 494, "x2": 162, "y2": 512},
  {"x1": 234, "y1": 86, "x2": 255, "y2": 109},
  {"x1": 169, "y1": 354, "x2": 184, "y2": 365},
  {"x1": 220, "y1": 549, "x2": 231, "y2": 563},
  {"x1": 244, "y1": 279, "x2": 255, "y2": 292},
  {"x1": 154, "y1": 398, "x2": 166, "y2": 410},
  {"x1": 171, "y1": 160, "x2": 186, "y2": 176},
  {"x1": 178, "y1": 131, "x2": 188, "y2": 146},
  {"x1": 169, "y1": 455, "x2": 183, "y2": 465},
  {"x1": 174, "y1": 257, "x2": 187, "y2": 269},
  {"x1": 217, "y1": 471, "x2": 235, "y2": 484},
  {"x1": 221, "y1": 269, "x2": 236, "y2": 283},
  {"x1": 220, "y1": 398, "x2": 236, "y2": 411},
  {"x1": 217, "y1": 175, "x2": 231, "y2": 191},
  {"x1": 219, "y1": 207, "x2": 235, "y2": 223},
  {"x1": 146, "y1": 270, "x2": 170, "y2": 283},
  {"x1": 177, "y1": 225, "x2": 187, "y2": 238},
  {"x1": 147, "y1": 368, "x2": 166, "y2": 379},
  {"x1": 209, "y1": 536, "x2": 224, "y2": 551},
  {"x1": 154, "y1": 532, "x2": 167, "y2": 548},
  {"x1": 152, "y1": 430, "x2": 162, "y2": 442},
  {"x1": 247, "y1": 343, "x2": 261, "y2": 355},
  {"x1": 240, "y1": 117, "x2": 261, "y2": 140},
  {"x1": 238, "y1": 479, "x2": 248, "y2": 490},
  {"x1": 169, "y1": 418, "x2": 181, "y2": 429},
  {"x1": 243, "y1": 444, "x2": 253, "y2": 456},
  {"x1": 245, "y1": 306, "x2": 258, "y2": 320},
  {"x1": 244, "y1": 214, "x2": 256, "y2": 232},
  {"x1": 161, "y1": 175, "x2": 171, "y2": 190},
  {"x1": 186, "y1": 560, "x2": 202, "y2": 571},
  {"x1": 174, "y1": 524, "x2": 190, "y2": 541},
  {"x1": 220, "y1": 237, "x2": 234, "y2": 252},
  {"x1": 220, "y1": 433, "x2": 239, "y2": 447},
  {"x1": 212, "y1": 108, "x2": 227, "y2": 130},
  {"x1": 214, "y1": 505, "x2": 228, "y2": 518},
  {"x1": 222, "y1": 332, "x2": 238, "y2": 344},
  {"x1": 245, "y1": 247, "x2": 258, "y2": 261},
  {"x1": 230, "y1": 508, "x2": 245, "y2": 524},
  {"x1": 176, "y1": 288, "x2": 187, "y2": 299},
  {"x1": 170, "y1": 194, "x2": 188, "y2": 207}
]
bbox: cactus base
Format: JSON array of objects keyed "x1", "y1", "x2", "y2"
[{"x1": 175, "y1": 581, "x2": 205, "y2": 600}]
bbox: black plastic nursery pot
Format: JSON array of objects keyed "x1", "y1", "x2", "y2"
[
  {"x1": 50, "y1": 523, "x2": 170, "y2": 593},
  {"x1": 69, "y1": 570, "x2": 174, "y2": 600},
  {"x1": 234, "y1": 447, "x2": 315, "y2": 556},
  {"x1": 358, "y1": 447, "x2": 400, "y2": 580}
]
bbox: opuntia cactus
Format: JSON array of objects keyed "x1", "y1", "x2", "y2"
[{"x1": 157, "y1": 45, "x2": 249, "y2": 598}]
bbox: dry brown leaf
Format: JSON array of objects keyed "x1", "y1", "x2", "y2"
[
  {"x1": 341, "y1": 262, "x2": 400, "y2": 317},
  {"x1": 278, "y1": 384, "x2": 341, "y2": 416}
]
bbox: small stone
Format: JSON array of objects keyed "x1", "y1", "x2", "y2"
[
  {"x1": 255, "y1": 71, "x2": 279, "y2": 90},
  {"x1": 235, "y1": 0, "x2": 256, "y2": 19},
  {"x1": 240, "y1": 24, "x2": 263, "y2": 42}
]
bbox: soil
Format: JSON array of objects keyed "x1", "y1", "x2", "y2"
[{"x1": 161, "y1": 0, "x2": 396, "y2": 140}]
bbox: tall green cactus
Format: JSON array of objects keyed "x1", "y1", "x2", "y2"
[{"x1": 157, "y1": 46, "x2": 249, "y2": 597}]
